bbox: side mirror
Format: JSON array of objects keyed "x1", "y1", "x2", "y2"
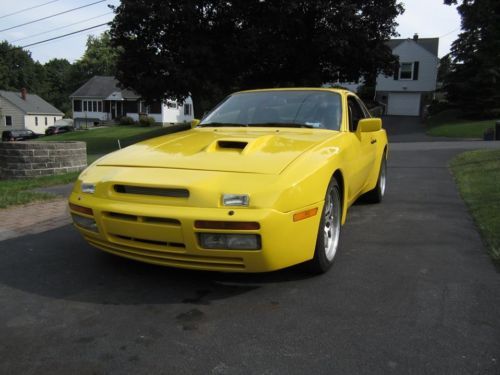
[
  {"x1": 191, "y1": 119, "x2": 200, "y2": 128},
  {"x1": 358, "y1": 118, "x2": 382, "y2": 133}
]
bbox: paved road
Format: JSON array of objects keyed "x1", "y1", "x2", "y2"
[
  {"x1": 1, "y1": 141, "x2": 500, "y2": 374},
  {"x1": 382, "y1": 116, "x2": 465, "y2": 143}
]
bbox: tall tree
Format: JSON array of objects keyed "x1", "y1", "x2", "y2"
[
  {"x1": 110, "y1": 0, "x2": 404, "y2": 115},
  {"x1": 0, "y1": 41, "x2": 44, "y2": 93},
  {"x1": 42, "y1": 58, "x2": 73, "y2": 114},
  {"x1": 444, "y1": 0, "x2": 500, "y2": 117},
  {"x1": 70, "y1": 31, "x2": 119, "y2": 92}
]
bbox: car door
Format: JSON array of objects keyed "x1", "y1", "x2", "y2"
[{"x1": 343, "y1": 95, "x2": 377, "y2": 200}]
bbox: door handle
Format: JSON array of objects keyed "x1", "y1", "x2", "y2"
[{"x1": 371, "y1": 139, "x2": 377, "y2": 144}]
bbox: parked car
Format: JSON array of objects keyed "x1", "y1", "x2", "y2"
[
  {"x1": 2, "y1": 129, "x2": 39, "y2": 141},
  {"x1": 69, "y1": 88, "x2": 388, "y2": 274},
  {"x1": 45, "y1": 125, "x2": 74, "y2": 136}
]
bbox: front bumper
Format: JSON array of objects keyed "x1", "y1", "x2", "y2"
[{"x1": 69, "y1": 192, "x2": 323, "y2": 272}]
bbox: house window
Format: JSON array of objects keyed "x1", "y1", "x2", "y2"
[
  {"x1": 184, "y1": 104, "x2": 192, "y2": 116},
  {"x1": 400, "y1": 62, "x2": 414, "y2": 80},
  {"x1": 92, "y1": 101, "x2": 97, "y2": 112},
  {"x1": 83, "y1": 101, "x2": 87, "y2": 111},
  {"x1": 45, "y1": 117, "x2": 48, "y2": 126},
  {"x1": 35, "y1": 117, "x2": 38, "y2": 126},
  {"x1": 74, "y1": 100, "x2": 82, "y2": 112},
  {"x1": 98, "y1": 101, "x2": 102, "y2": 112},
  {"x1": 5, "y1": 115, "x2": 12, "y2": 126},
  {"x1": 167, "y1": 101, "x2": 177, "y2": 109}
]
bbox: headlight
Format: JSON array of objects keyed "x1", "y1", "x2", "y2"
[
  {"x1": 198, "y1": 233, "x2": 261, "y2": 250},
  {"x1": 222, "y1": 194, "x2": 249, "y2": 206},
  {"x1": 81, "y1": 183, "x2": 96, "y2": 194}
]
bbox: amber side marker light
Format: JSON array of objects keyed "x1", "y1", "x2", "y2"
[
  {"x1": 293, "y1": 207, "x2": 318, "y2": 222},
  {"x1": 195, "y1": 220, "x2": 260, "y2": 230},
  {"x1": 69, "y1": 203, "x2": 94, "y2": 216}
]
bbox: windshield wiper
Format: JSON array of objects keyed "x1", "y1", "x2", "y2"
[
  {"x1": 198, "y1": 122, "x2": 248, "y2": 127},
  {"x1": 247, "y1": 123, "x2": 314, "y2": 128}
]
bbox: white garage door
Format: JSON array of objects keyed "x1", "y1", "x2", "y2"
[{"x1": 387, "y1": 93, "x2": 421, "y2": 116}]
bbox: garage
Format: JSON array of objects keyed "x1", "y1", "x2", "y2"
[{"x1": 387, "y1": 93, "x2": 421, "y2": 116}]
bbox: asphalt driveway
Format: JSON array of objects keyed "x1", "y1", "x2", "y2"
[{"x1": 1, "y1": 141, "x2": 499, "y2": 374}]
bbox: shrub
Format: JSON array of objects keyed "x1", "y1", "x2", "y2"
[
  {"x1": 139, "y1": 115, "x2": 156, "y2": 127},
  {"x1": 119, "y1": 116, "x2": 135, "y2": 125}
]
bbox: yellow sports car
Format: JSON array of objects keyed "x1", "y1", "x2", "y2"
[{"x1": 69, "y1": 88, "x2": 387, "y2": 273}]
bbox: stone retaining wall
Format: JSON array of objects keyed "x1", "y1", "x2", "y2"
[{"x1": 0, "y1": 141, "x2": 87, "y2": 179}]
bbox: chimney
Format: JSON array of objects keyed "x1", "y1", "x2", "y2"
[
  {"x1": 413, "y1": 33, "x2": 419, "y2": 41},
  {"x1": 21, "y1": 88, "x2": 27, "y2": 100}
]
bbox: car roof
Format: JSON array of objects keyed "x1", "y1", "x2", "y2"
[{"x1": 234, "y1": 87, "x2": 354, "y2": 95}]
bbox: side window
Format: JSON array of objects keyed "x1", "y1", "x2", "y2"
[
  {"x1": 5, "y1": 115, "x2": 12, "y2": 126},
  {"x1": 347, "y1": 96, "x2": 366, "y2": 132}
]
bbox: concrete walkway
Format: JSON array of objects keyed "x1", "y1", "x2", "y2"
[{"x1": 0, "y1": 183, "x2": 74, "y2": 242}]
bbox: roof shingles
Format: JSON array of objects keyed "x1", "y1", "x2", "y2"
[
  {"x1": 70, "y1": 76, "x2": 140, "y2": 99},
  {"x1": 0, "y1": 90, "x2": 63, "y2": 115}
]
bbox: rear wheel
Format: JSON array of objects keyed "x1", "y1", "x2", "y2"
[{"x1": 307, "y1": 177, "x2": 342, "y2": 274}]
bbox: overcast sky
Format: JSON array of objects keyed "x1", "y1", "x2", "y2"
[{"x1": 0, "y1": 0, "x2": 461, "y2": 63}]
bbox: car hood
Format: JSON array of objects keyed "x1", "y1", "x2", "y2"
[{"x1": 97, "y1": 128, "x2": 341, "y2": 175}]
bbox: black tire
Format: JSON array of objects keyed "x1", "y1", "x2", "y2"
[
  {"x1": 364, "y1": 154, "x2": 387, "y2": 204},
  {"x1": 307, "y1": 177, "x2": 342, "y2": 274}
]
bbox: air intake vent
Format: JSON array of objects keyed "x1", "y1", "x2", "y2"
[
  {"x1": 114, "y1": 185, "x2": 189, "y2": 198},
  {"x1": 217, "y1": 140, "x2": 248, "y2": 150}
]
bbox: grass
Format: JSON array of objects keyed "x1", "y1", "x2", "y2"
[
  {"x1": 451, "y1": 149, "x2": 500, "y2": 263},
  {"x1": 0, "y1": 171, "x2": 80, "y2": 208},
  {"x1": 426, "y1": 109, "x2": 496, "y2": 138},
  {"x1": 38, "y1": 125, "x2": 170, "y2": 155}
]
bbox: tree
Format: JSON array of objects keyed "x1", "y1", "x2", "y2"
[
  {"x1": 42, "y1": 59, "x2": 73, "y2": 115},
  {"x1": 0, "y1": 41, "x2": 44, "y2": 93},
  {"x1": 70, "y1": 31, "x2": 119, "y2": 92},
  {"x1": 110, "y1": 0, "x2": 404, "y2": 116},
  {"x1": 444, "y1": 0, "x2": 500, "y2": 117}
]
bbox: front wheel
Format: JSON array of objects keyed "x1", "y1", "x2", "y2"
[
  {"x1": 364, "y1": 154, "x2": 387, "y2": 204},
  {"x1": 307, "y1": 177, "x2": 342, "y2": 274}
]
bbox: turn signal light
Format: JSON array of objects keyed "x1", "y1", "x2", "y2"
[
  {"x1": 293, "y1": 207, "x2": 318, "y2": 222},
  {"x1": 194, "y1": 220, "x2": 260, "y2": 230},
  {"x1": 69, "y1": 203, "x2": 94, "y2": 216}
]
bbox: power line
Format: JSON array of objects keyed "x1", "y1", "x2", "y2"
[
  {"x1": 0, "y1": 0, "x2": 106, "y2": 33},
  {"x1": 439, "y1": 28, "x2": 460, "y2": 38},
  {"x1": 0, "y1": 0, "x2": 59, "y2": 20},
  {"x1": 16, "y1": 22, "x2": 110, "y2": 49},
  {"x1": 10, "y1": 12, "x2": 113, "y2": 43}
]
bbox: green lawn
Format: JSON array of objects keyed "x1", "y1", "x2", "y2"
[
  {"x1": 0, "y1": 172, "x2": 80, "y2": 208},
  {"x1": 426, "y1": 109, "x2": 496, "y2": 138},
  {"x1": 451, "y1": 149, "x2": 500, "y2": 263},
  {"x1": 38, "y1": 125, "x2": 171, "y2": 155}
]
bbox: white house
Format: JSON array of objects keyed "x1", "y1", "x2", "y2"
[
  {"x1": 0, "y1": 89, "x2": 63, "y2": 135},
  {"x1": 70, "y1": 76, "x2": 194, "y2": 127},
  {"x1": 376, "y1": 35, "x2": 439, "y2": 116}
]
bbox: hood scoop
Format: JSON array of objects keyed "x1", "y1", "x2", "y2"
[
  {"x1": 205, "y1": 139, "x2": 250, "y2": 153},
  {"x1": 217, "y1": 140, "x2": 248, "y2": 150}
]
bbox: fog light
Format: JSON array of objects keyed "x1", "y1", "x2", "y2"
[
  {"x1": 71, "y1": 213, "x2": 98, "y2": 232},
  {"x1": 81, "y1": 183, "x2": 96, "y2": 194},
  {"x1": 222, "y1": 194, "x2": 249, "y2": 206},
  {"x1": 198, "y1": 233, "x2": 261, "y2": 250}
]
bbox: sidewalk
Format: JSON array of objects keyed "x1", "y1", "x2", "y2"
[
  {"x1": 0, "y1": 183, "x2": 74, "y2": 242},
  {"x1": 0, "y1": 199, "x2": 71, "y2": 241}
]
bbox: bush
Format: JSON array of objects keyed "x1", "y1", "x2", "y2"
[
  {"x1": 119, "y1": 116, "x2": 135, "y2": 125},
  {"x1": 139, "y1": 115, "x2": 156, "y2": 127}
]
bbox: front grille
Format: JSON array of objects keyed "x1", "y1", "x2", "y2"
[
  {"x1": 85, "y1": 236, "x2": 245, "y2": 271},
  {"x1": 114, "y1": 184, "x2": 189, "y2": 198},
  {"x1": 104, "y1": 211, "x2": 181, "y2": 226},
  {"x1": 112, "y1": 234, "x2": 185, "y2": 248}
]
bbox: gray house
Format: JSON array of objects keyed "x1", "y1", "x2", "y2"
[
  {"x1": 376, "y1": 35, "x2": 439, "y2": 116},
  {"x1": 70, "y1": 76, "x2": 194, "y2": 127},
  {"x1": 0, "y1": 89, "x2": 64, "y2": 135}
]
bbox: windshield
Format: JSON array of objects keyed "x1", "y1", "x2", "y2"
[{"x1": 201, "y1": 90, "x2": 342, "y2": 130}]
